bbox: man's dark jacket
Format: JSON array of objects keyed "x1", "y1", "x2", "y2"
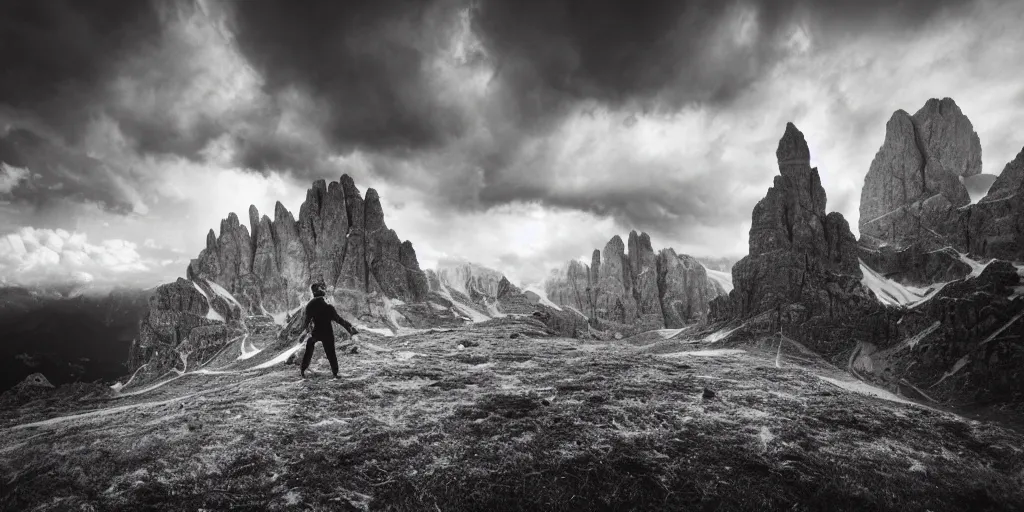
[{"x1": 300, "y1": 296, "x2": 356, "y2": 341}]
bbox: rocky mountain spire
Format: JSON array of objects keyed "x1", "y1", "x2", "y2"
[
  {"x1": 859, "y1": 98, "x2": 979, "y2": 250},
  {"x1": 337, "y1": 175, "x2": 367, "y2": 291},
  {"x1": 186, "y1": 174, "x2": 430, "y2": 315},
  {"x1": 545, "y1": 231, "x2": 725, "y2": 330},
  {"x1": 628, "y1": 231, "x2": 662, "y2": 322},
  {"x1": 271, "y1": 200, "x2": 307, "y2": 305},
  {"x1": 656, "y1": 248, "x2": 720, "y2": 326},
  {"x1": 711, "y1": 122, "x2": 873, "y2": 354}
]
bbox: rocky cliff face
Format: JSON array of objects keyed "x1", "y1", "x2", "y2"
[
  {"x1": 545, "y1": 231, "x2": 725, "y2": 331},
  {"x1": 968, "y1": 146, "x2": 1024, "y2": 261},
  {"x1": 656, "y1": 249, "x2": 724, "y2": 327},
  {"x1": 850, "y1": 98, "x2": 1024, "y2": 408},
  {"x1": 859, "y1": 98, "x2": 980, "y2": 252},
  {"x1": 128, "y1": 278, "x2": 245, "y2": 384},
  {"x1": 127, "y1": 175, "x2": 447, "y2": 383},
  {"x1": 186, "y1": 174, "x2": 430, "y2": 321},
  {"x1": 854, "y1": 260, "x2": 1024, "y2": 407},
  {"x1": 709, "y1": 123, "x2": 890, "y2": 357},
  {"x1": 857, "y1": 98, "x2": 1024, "y2": 284}
]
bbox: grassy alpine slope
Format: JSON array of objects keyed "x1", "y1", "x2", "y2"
[{"x1": 1, "y1": 317, "x2": 1023, "y2": 511}]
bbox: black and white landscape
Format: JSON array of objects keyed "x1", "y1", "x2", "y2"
[{"x1": 2, "y1": 0, "x2": 1024, "y2": 510}]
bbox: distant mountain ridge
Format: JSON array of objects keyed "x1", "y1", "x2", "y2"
[{"x1": 544, "y1": 231, "x2": 726, "y2": 333}]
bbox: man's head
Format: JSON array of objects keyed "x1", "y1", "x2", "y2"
[{"x1": 311, "y1": 282, "x2": 327, "y2": 297}]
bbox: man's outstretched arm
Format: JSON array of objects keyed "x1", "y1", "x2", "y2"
[{"x1": 332, "y1": 307, "x2": 358, "y2": 335}]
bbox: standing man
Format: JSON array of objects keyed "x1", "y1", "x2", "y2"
[{"x1": 297, "y1": 282, "x2": 358, "y2": 379}]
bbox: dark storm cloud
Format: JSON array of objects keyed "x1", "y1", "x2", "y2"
[
  {"x1": 0, "y1": 0, "x2": 273, "y2": 164},
  {"x1": 225, "y1": 0, "x2": 973, "y2": 175},
  {"x1": 0, "y1": 129, "x2": 136, "y2": 213},
  {"x1": 0, "y1": 0, "x2": 205, "y2": 216},
  {"x1": 459, "y1": 0, "x2": 975, "y2": 233},
  {"x1": 0, "y1": 0, "x2": 162, "y2": 144},
  {"x1": 479, "y1": 152, "x2": 755, "y2": 238},
  {"x1": 471, "y1": 0, "x2": 972, "y2": 120},
  {"x1": 226, "y1": 0, "x2": 468, "y2": 169},
  {"x1": 0, "y1": 0, "x2": 987, "y2": 239}
]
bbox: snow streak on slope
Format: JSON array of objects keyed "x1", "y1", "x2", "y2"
[
  {"x1": 816, "y1": 375, "x2": 916, "y2": 406},
  {"x1": 207, "y1": 280, "x2": 244, "y2": 311},
  {"x1": 704, "y1": 268, "x2": 734, "y2": 293},
  {"x1": 381, "y1": 296, "x2": 406, "y2": 331},
  {"x1": 524, "y1": 287, "x2": 563, "y2": 311},
  {"x1": 110, "y1": 364, "x2": 147, "y2": 392},
  {"x1": 1014, "y1": 263, "x2": 1024, "y2": 299},
  {"x1": 486, "y1": 301, "x2": 504, "y2": 318},
  {"x1": 565, "y1": 305, "x2": 589, "y2": 320},
  {"x1": 272, "y1": 305, "x2": 302, "y2": 327},
  {"x1": 251, "y1": 343, "x2": 304, "y2": 370},
  {"x1": 904, "y1": 321, "x2": 941, "y2": 349},
  {"x1": 980, "y1": 310, "x2": 1024, "y2": 346},
  {"x1": 659, "y1": 349, "x2": 745, "y2": 358},
  {"x1": 955, "y1": 252, "x2": 992, "y2": 278},
  {"x1": 237, "y1": 334, "x2": 261, "y2": 360},
  {"x1": 703, "y1": 326, "x2": 740, "y2": 342},
  {"x1": 438, "y1": 287, "x2": 490, "y2": 323},
  {"x1": 191, "y1": 281, "x2": 224, "y2": 321},
  {"x1": 653, "y1": 328, "x2": 686, "y2": 339},
  {"x1": 931, "y1": 311, "x2": 1024, "y2": 388},
  {"x1": 859, "y1": 260, "x2": 946, "y2": 308}
]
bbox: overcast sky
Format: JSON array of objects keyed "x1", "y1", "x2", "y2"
[{"x1": 1, "y1": 0, "x2": 1023, "y2": 290}]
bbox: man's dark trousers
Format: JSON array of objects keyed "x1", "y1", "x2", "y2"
[{"x1": 300, "y1": 335, "x2": 339, "y2": 376}]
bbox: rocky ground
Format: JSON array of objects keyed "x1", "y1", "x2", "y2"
[{"x1": 2, "y1": 318, "x2": 1023, "y2": 511}]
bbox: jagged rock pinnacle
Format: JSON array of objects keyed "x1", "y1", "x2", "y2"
[{"x1": 776, "y1": 122, "x2": 810, "y2": 167}]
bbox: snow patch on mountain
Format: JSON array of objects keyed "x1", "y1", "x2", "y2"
[
  {"x1": 251, "y1": 343, "x2": 304, "y2": 370},
  {"x1": 438, "y1": 287, "x2": 490, "y2": 323},
  {"x1": 524, "y1": 287, "x2": 562, "y2": 311},
  {"x1": 206, "y1": 280, "x2": 244, "y2": 311},
  {"x1": 952, "y1": 251, "x2": 994, "y2": 279},
  {"x1": 816, "y1": 375, "x2": 916, "y2": 405},
  {"x1": 237, "y1": 334, "x2": 261, "y2": 360},
  {"x1": 704, "y1": 268, "x2": 734, "y2": 293},
  {"x1": 486, "y1": 301, "x2": 504, "y2": 318},
  {"x1": 271, "y1": 306, "x2": 302, "y2": 326},
  {"x1": 859, "y1": 260, "x2": 946, "y2": 308},
  {"x1": 703, "y1": 325, "x2": 740, "y2": 342},
  {"x1": 190, "y1": 281, "x2": 224, "y2": 322}
]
